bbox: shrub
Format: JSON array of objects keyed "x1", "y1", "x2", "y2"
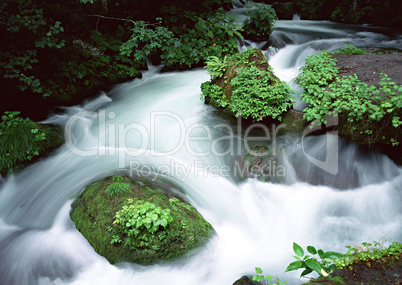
[
  {"x1": 299, "y1": 48, "x2": 402, "y2": 145},
  {"x1": 0, "y1": 111, "x2": 60, "y2": 175},
  {"x1": 201, "y1": 48, "x2": 294, "y2": 121},
  {"x1": 112, "y1": 199, "x2": 173, "y2": 250},
  {"x1": 230, "y1": 65, "x2": 294, "y2": 121},
  {"x1": 161, "y1": 8, "x2": 242, "y2": 68},
  {"x1": 243, "y1": 3, "x2": 278, "y2": 41},
  {"x1": 200, "y1": 81, "x2": 228, "y2": 108}
]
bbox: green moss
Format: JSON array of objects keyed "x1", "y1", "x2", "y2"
[
  {"x1": 70, "y1": 176, "x2": 213, "y2": 265},
  {"x1": 278, "y1": 109, "x2": 309, "y2": 135}
]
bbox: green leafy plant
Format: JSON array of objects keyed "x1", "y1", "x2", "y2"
[
  {"x1": 230, "y1": 65, "x2": 294, "y2": 121},
  {"x1": 0, "y1": 111, "x2": 59, "y2": 175},
  {"x1": 252, "y1": 267, "x2": 285, "y2": 285},
  {"x1": 112, "y1": 176, "x2": 125, "y2": 182},
  {"x1": 285, "y1": 242, "x2": 343, "y2": 278},
  {"x1": 112, "y1": 199, "x2": 174, "y2": 249},
  {"x1": 299, "y1": 48, "x2": 402, "y2": 145},
  {"x1": 243, "y1": 3, "x2": 278, "y2": 41},
  {"x1": 105, "y1": 182, "x2": 131, "y2": 197},
  {"x1": 335, "y1": 44, "x2": 367, "y2": 55},
  {"x1": 200, "y1": 81, "x2": 228, "y2": 107},
  {"x1": 201, "y1": 48, "x2": 294, "y2": 121},
  {"x1": 204, "y1": 55, "x2": 229, "y2": 79},
  {"x1": 161, "y1": 8, "x2": 242, "y2": 68},
  {"x1": 335, "y1": 241, "x2": 402, "y2": 269}
]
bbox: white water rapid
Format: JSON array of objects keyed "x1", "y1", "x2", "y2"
[{"x1": 1, "y1": 16, "x2": 402, "y2": 285}]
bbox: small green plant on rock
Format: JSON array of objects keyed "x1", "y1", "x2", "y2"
[
  {"x1": 112, "y1": 199, "x2": 173, "y2": 250},
  {"x1": 112, "y1": 176, "x2": 125, "y2": 182},
  {"x1": 335, "y1": 241, "x2": 402, "y2": 269},
  {"x1": 105, "y1": 182, "x2": 131, "y2": 197},
  {"x1": 252, "y1": 267, "x2": 285, "y2": 285},
  {"x1": 204, "y1": 55, "x2": 229, "y2": 80},
  {"x1": 285, "y1": 242, "x2": 343, "y2": 278},
  {"x1": 230, "y1": 65, "x2": 294, "y2": 121},
  {"x1": 335, "y1": 44, "x2": 367, "y2": 55},
  {"x1": 201, "y1": 48, "x2": 294, "y2": 122}
]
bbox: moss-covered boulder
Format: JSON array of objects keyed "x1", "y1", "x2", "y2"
[
  {"x1": 201, "y1": 48, "x2": 294, "y2": 122},
  {"x1": 70, "y1": 176, "x2": 213, "y2": 265}
]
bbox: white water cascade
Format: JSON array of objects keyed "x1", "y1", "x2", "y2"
[{"x1": 1, "y1": 16, "x2": 402, "y2": 285}]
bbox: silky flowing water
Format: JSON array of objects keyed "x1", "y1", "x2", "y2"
[{"x1": 0, "y1": 16, "x2": 401, "y2": 285}]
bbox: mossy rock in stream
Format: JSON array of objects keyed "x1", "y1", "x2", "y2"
[
  {"x1": 201, "y1": 48, "x2": 294, "y2": 122},
  {"x1": 70, "y1": 176, "x2": 213, "y2": 265}
]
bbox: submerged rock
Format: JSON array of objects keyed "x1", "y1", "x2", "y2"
[
  {"x1": 235, "y1": 145, "x2": 285, "y2": 183},
  {"x1": 70, "y1": 176, "x2": 213, "y2": 265},
  {"x1": 233, "y1": 275, "x2": 260, "y2": 285}
]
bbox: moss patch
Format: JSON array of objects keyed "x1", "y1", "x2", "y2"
[{"x1": 70, "y1": 176, "x2": 213, "y2": 265}]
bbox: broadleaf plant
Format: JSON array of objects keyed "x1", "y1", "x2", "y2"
[{"x1": 285, "y1": 242, "x2": 343, "y2": 278}]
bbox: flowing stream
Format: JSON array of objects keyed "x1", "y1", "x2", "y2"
[{"x1": 1, "y1": 13, "x2": 402, "y2": 285}]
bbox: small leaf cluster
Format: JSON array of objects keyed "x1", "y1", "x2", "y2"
[
  {"x1": 105, "y1": 182, "x2": 131, "y2": 197},
  {"x1": 334, "y1": 241, "x2": 402, "y2": 269},
  {"x1": 285, "y1": 242, "x2": 343, "y2": 278},
  {"x1": 334, "y1": 44, "x2": 367, "y2": 55},
  {"x1": 204, "y1": 55, "x2": 229, "y2": 79},
  {"x1": 252, "y1": 267, "x2": 285, "y2": 285},
  {"x1": 112, "y1": 199, "x2": 173, "y2": 249}
]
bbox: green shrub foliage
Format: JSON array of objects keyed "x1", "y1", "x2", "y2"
[
  {"x1": 298, "y1": 46, "x2": 402, "y2": 145},
  {"x1": 243, "y1": 3, "x2": 278, "y2": 41},
  {"x1": 0, "y1": 0, "x2": 240, "y2": 114},
  {"x1": 201, "y1": 48, "x2": 294, "y2": 121},
  {"x1": 230, "y1": 65, "x2": 294, "y2": 121},
  {"x1": 0, "y1": 111, "x2": 60, "y2": 175},
  {"x1": 113, "y1": 199, "x2": 173, "y2": 250}
]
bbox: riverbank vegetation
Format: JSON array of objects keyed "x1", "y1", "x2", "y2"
[
  {"x1": 201, "y1": 48, "x2": 294, "y2": 121},
  {"x1": 0, "y1": 111, "x2": 62, "y2": 176},
  {"x1": 247, "y1": 240, "x2": 402, "y2": 284},
  {"x1": 266, "y1": 0, "x2": 401, "y2": 29},
  {"x1": 297, "y1": 46, "x2": 402, "y2": 146},
  {"x1": 0, "y1": 0, "x2": 246, "y2": 119}
]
